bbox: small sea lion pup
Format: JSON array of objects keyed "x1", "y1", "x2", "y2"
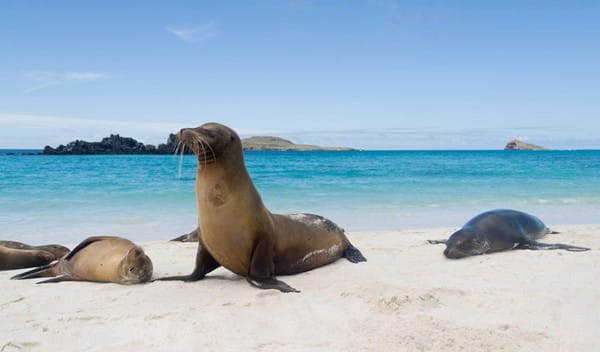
[
  {"x1": 158, "y1": 122, "x2": 366, "y2": 292},
  {"x1": 428, "y1": 209, "x2": 590, "y2": 259},
  {"x1": 11, "y1": 236, "x2": 153, "y2": 284}
]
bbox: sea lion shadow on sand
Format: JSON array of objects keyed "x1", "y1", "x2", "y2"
[
  {"x1": 157, "y1": 122, "x2": 366, "y2": 292},
  {"x1": 11, "y1": 236, "x2": 153, "y2": 284},
  {"x1": 427, "y1": 209, "x2": 590, "y2": 259}
]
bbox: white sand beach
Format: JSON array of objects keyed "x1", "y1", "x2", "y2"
[{"x1": 1, "y1": 225, "x2": 599, "y2": 351}]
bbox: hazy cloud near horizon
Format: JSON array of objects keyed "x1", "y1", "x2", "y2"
[
  {"x1": 2, "y1": 113, "x2": 597, "y2": 150},
  {"x1": 23, "y1": 70, "x2": 109, "y2": 92}
]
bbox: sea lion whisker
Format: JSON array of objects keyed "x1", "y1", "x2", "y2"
[
  {"x1": 174, "y1": 140, "x2": 181, "y2": 156},
  {"x1": 177, "y1": 144, "x2": 185, "y2": 179},
  {"x1": 195, "y1": 134, "x2": 217, "y2": 165},
  {"x1": 200, "y1": 138, "x2": 211, "y2": 171}
]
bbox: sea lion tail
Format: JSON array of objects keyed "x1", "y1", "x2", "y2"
[
  {"x1": 344, "y1": 243, "x2": 367, "y2": 263},
  {"x1": 10, "y1": 262, "x2": 57, "y2": 280}
]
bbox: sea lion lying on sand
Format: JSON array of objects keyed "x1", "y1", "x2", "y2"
[
  {"x1": 428, "y1": 209, "x2": 590, "y2": 259},
  {"x1": 0, "y1": 241, "x2": 70, "y2": 270},
  {"x1": 11, "y1": 236, "x2": 153, "y2": 284}
]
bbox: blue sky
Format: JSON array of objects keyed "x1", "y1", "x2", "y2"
[{"x1": 1, "y1": 0, "x2": 599, "y2": 149}]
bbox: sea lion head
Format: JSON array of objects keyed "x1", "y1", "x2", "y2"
[
  {"x1": 37, "y1": 244, "x2": 70, "y2": 259},
  {"x1": 119, "y1": 246, "x2": 153, "y2": 284},
  {"x1": 443, "y1": 229, "x2": 490, "y2": 259},
  {"x1": 178, "y1": 122, "x2": 242, "y2": 165}
]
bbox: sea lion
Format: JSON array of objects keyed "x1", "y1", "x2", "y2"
[
  {"x1": 0, "y1": 240, "x2": 70, "y2": 260},
  {"x1": 428, "y1": 209, "x2": 590, "y2": 259},
  {"x1": 11, "y1": 236, "x2": 153, "y2": 284},
  {"x1": 158, "y1": 122, "x2": 366, "y2": 292},
  {"x1": 0, "y1": 246, "x2": 56, "y2": 271}
]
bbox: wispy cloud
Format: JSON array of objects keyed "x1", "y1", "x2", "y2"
[
  {"x1": 23, "y1": 70, "x2": 109, "y2": 92},
  {"x1": 166, "y1": 22, "x2": 217, "y2": 43}
]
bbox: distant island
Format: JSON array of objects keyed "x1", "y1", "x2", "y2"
[
  {"x1": 241, "y1": 136, "x2": 354, "y2": 151},
  {"x1": 42, "y1": 134, "x2": 354, "y2": 154},
  {"x1": 504, "y1": 139, "x2": 549, "y2": 151}
]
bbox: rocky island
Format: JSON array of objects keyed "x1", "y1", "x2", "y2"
[
  {"x1": 241, "y1": 136, "x2": 354, "y2": 151},
  {"x1": 43, "y1": 134, "x2": 180, "y2": 155},
  {"x1": 42, "y1": 134, "x2": 353, "y2": 154},
  {"x1": 504, "y1": 139, "x2": 549, "y2": 150}
]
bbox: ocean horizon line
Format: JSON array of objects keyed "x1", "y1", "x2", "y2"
[{"x1": 2, "y1": 148, "x2": 600, "y2": 154}]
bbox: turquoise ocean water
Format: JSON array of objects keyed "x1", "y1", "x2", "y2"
[{"x1": 1, "y1": 150, "x2": 599, "y2": 244}]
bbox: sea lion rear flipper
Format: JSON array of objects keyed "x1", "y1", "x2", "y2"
[
  {"x1": 344, "y1": 243, "x2": 367, "y2": 263},
  {"x1": 517, "y1": 240, "x2": 590, "y2": 252},
  {"x1": 170, "y1": 229, "x2": 199, "y2": 242},
  {"x1": 427, "y1": 239, "x2": 448, "y2": 245},
  {"x1": 10, "y1": 262, "x2": 56, "y2": 280},
  {"x1": 155, "y1": 244, "x2": 220, "y2": 282},
  {"x1": 248, "y1": 237, "x2": 299, "y2": 293}
]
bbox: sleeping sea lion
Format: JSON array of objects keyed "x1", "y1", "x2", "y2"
[
  {"x1": 0, "y1": 240, "x2": 70, "y2": 260},
  {"x1": 0, "y1": 246, "x2": 56, "y2": 271},
  {"x1": 11, "y1": 236, "x2": 153, "y2": 284},
  {"x1": 428, "y1": 209, "x2": 590, "y2": 259}
]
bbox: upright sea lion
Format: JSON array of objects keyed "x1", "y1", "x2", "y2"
[
  {"x1": 158, "y1": 122, "x2": 366, "y2": 292},
  {"x1": 0, "y1": 240, "x2": 70, "y2": 260},
  {"x1": 11, "y1": 236, "x2": 153, "y2": 284},
  {"x1": 428, "y1": 209, "x2": 590, "y2": 259},
  {"x1": 0, "y1": 246, "x2": 56, "y2": 271}
]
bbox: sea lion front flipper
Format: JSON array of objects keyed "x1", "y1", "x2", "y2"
[
  {"x1": 246, "y1": 277, "x2": 299, "y2": 293},
  {"x1": 516, "y1": 240, "x2": 590, "y2": 252},
  {"x1": 427, "y1": 239, "x2": 447, "y2": 245},
  {"x1": 156, "y1": 244, "x2": 220, "y2": 282},
  {"x1": 247, "y1": 237, "x2": 299, "y2": 293}
]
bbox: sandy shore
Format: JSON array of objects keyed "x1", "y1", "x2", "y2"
[{"x1": 1, "y1": 225, "x2": 599, "y2": 351}]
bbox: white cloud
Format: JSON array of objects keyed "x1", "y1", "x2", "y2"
[
  {"x1": 166, "y1": 22, "x2": 217, "y2": 43},
  {"x1": 23, "y1": 70, "x2": 109, "y2": 92}
]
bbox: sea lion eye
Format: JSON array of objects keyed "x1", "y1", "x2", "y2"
[{"x1": 129, "y1": 267, "x2": 134, "y2": 272}]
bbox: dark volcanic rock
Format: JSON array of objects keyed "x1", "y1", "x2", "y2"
[{"x1": 43, "y1": 133, "x2": 187, "y2": 155}]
